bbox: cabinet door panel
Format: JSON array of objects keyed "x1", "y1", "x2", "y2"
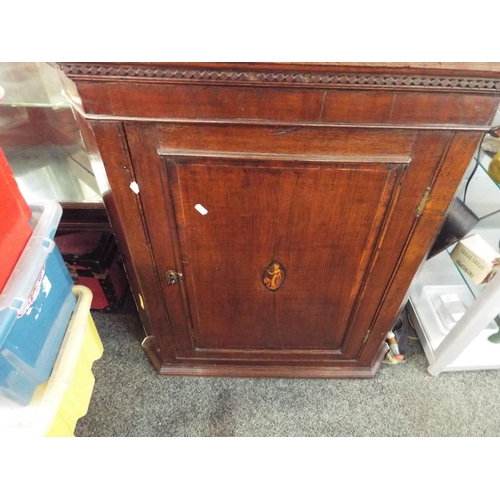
[
  {"x1": 124, "y1": 123, "x2": 453, "y2": 369},
  {"x1": 162, "y1": 153, "x2": 406, "y2": 355}
]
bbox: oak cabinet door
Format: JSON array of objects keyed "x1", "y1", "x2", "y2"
[
  {"x1": 123, "y1": 123, "x2": 451, "y2": 369},
  {"x1": 161, "y1": 153, "x2": 403, "y2": 356}
]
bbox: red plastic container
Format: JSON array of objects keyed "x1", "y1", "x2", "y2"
[{"x1": 0, "y1": 148, "x2": 32, "y2": 292}]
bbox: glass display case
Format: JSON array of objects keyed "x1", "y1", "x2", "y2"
[
  {"x1": 0, "y1": 62, "x2": 109, "y2": 231},
  {"x1": 408, "y1": 121, "x2": 500, "y2": 373}
]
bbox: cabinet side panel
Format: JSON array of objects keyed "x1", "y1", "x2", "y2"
[
  {"x1": 358, "y1": 131, "x2": 484, "y2": 364},
  {"x1": 88, "y1": 120, "x2": 177, "y2": 361},
  {"x1": 343, "y1": 132, "x2": 455, "y2": 359}
]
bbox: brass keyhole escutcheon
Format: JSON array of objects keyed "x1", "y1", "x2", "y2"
[
  {"x1": 262, "y1": 260, "x2": 286, "y2": 292},
  {"x1": 166, "y1": 270, "x2": 182, "y2": 286}
]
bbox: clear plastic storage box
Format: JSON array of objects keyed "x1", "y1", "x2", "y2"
[
  {"x1": 0, "y1": 200, "x2": 76, "y2": 406},
  {"x1": 0, "y1": 286, "x2": 103, "y2": 436}
]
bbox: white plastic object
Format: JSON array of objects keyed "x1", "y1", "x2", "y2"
[
  {"x1": 428, "y1": 271, "x2": 500, "y2": 375},
  {"x1": 423, "y1": 285, "x2": 498, "y2": 336}
]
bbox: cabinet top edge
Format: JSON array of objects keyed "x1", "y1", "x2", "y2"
[
  {"x1": 59, "y1": 62, "x2": 500, "y2": 75},
  {"x1": 58, "y1": 62, "x2": 500, "y2": 93}
]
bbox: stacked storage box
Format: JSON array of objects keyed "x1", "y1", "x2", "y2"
[
  {"x1": 0, "y1": 199, "x2": 76, "y2": 406},
  {"x1": 0, "y1": 146, "x2": 103, "y2": 435},
  {"x1": 0, "y1": 286, "x2": 103, "y2": 436}
]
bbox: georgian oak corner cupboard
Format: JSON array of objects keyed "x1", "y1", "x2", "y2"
[{"x1": 60, "y1": 62, "x2": 500, "y2": 378}]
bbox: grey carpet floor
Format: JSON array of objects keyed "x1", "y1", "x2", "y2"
[{"x1": 74, "y1": 310, "x2": 500, "y2": 437}]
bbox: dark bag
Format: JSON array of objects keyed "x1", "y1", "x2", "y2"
[
  {"x1": 392, "y1": 310, "x2": 413, "y2": 358},
  {"x1": 427, "y1": 197, "x2": 479, "y2": 259}
]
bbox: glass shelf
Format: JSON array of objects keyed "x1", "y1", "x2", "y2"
[
  {"x1": 0, "y1": 63, "x2": 69, "y2": 109},
  {"x1": 0, "y1": 63, "x2": 103, "y2": 206},
  {"x1": 403, "y1": 104, "x2": 500, "y2": 372},
  {"x1": 444, "y1": 147, "x2": 500, "y2": 326},
  {"x1": 6, "y1": 145, "x2": 101, "y2": 204}
]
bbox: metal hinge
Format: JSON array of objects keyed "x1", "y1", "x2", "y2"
[
  {"x1": 166, "y1": 270, "x2": 182, "y2": 286},
  {"x1": 415, "y1": 187, "x2": 432, "y2": 217},
  {"x1": 362, "y1": 329, "x2": 371, "y2": 344}
]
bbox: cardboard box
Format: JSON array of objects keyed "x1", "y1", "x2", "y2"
[{"x1": 450, "y1": 234, "x2": 500, "y2": 285}]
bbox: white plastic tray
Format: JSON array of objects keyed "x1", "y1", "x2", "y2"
[{"x1": 423, "y1": 285, "x2": 498, "y2": 336}]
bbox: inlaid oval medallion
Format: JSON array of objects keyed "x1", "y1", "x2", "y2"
[{"x1": 262, "y1": 260, "x2": 286, "y2": 292}]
